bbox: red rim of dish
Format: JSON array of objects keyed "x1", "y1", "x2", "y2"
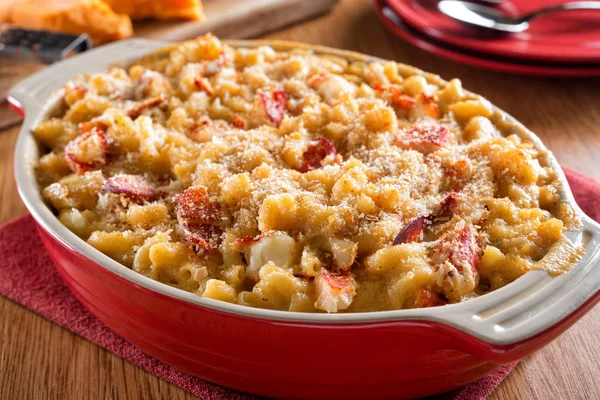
[
  {"x1": 386, "y1": 0, "x2": 600, "y2": 64},
  {"x1": 375, "y1": 0, "x2": 600, "y2": 77}
]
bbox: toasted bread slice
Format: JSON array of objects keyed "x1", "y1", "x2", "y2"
[{"x1": 10, "y1": 0, "x2": 133, "y2": 44}]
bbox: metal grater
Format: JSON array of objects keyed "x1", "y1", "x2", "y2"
[{"x1": 0, "y1": 26, "x2": 92, "y2": 64}]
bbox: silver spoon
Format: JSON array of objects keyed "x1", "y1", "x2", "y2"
[{"x1": 438, "y1": 0, "x2": 600, "y2": 33}]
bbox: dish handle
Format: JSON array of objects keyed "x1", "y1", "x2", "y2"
[
  {"x1": 437, "y1": 215, "x2": 600, "y2": 364},
  {"x1": 7, "y1": 39, "x2": 168, "y2": 121}
]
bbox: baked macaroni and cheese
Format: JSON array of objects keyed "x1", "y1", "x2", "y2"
[{"x1": 33, "y1": 35, "x2": 584, "y2": 313}]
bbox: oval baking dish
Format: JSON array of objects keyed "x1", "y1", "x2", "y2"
[{"x1": 10, "y1": 39, "x2": 600, "y2": 399}]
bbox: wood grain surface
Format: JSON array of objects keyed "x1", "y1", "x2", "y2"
[{"x1": 1, "y1": 0, "x2": 599, "y2": 399}]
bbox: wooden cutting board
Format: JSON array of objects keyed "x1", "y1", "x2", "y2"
[{"x1": 134, "y1": 0, "x2": 339, "y2": 41}]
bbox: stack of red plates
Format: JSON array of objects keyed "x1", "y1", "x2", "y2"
[{"x1": 375, "y1": 0, "x2": 600, "y2": 76}]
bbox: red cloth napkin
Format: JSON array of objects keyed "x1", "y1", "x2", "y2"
[{"x1": 1, "y1": 168, "x2": 598, "y2": 400}]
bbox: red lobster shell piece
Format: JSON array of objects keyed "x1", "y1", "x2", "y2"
[
  {"x1": 393, "y1": 215, "x2": 428, "y2": 245},
  {"x1": 183, "y1": 223, "x2": 223, "y2": 253},
  {"x1": 418, "y1": 93, "x2": 440, "y2": 119},
  {"x1": 65, "y1": 82, "x2": 87, "y2": 103},
  {"x1": 78, "y1": 119, "x2": 108, "y2": 133},
  {"x1": 102, "y1": 174, "x2": 160, "y2": 204},
  {"x1": 320, "y1": 268, "x2": 355, "y2": 290},
  {"x1": 432, "y1": 224, "x2": 480, "y2": 275},
  {"x1": 412, "y1": 288, "x2": 447, "y2": 308},
  {"x1": 126, "y1": 96, "x2": 164, "y2": 120},
  {"x1": 64, "y1": 127, "x2": 108, "y2": 175},
  {"x1": 234, "y1": 233, "x2": 263, "y2": 249},
  {"x1": 393, "y1": 193, "x2": 461, "y2": 245},
  {"x1": 175, "y1": 187, "x2": 224, "y2": 252},
  {"x1": 259, "y1": 88, "x2": 287, "y2": 127},
  {"x1": 374, "y1": 84, "x2": 416, "y2": 113},
  {"x1": 299, "y1": 137, "x2": 338, "y2": 173},
  {"x1": 398, "y1": 125, "x2": 453, "y2": 155},
  {"x1": 314, "y1": 268, "x2": 358, "y2": 313},
  {"x1": 175, "y1": 187, "x2": 223, "y2": 225},
  {"x1": 231, "y1": 115, "x2": 246, "y2": 129},
  {"x1": 451, "y1": 224, "x2": 480, "y2": 274},
  {"x1": 194, "y1": 77, "x2": 214, "y2": 96},
  {"x1": 374, "y1": 85, "x2": 439, "y2": 119},
  {"x1": 436, "y1": 192, "x2": 461, "y2": 219}
]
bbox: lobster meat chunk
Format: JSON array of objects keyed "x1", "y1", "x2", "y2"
[
  {"x1": 314, "y1": 268, "x2": 357, "y2": 313},
  {"x1": 328, "y1": 238, "x2": 358, "y2": 271},
  {"x1": 103, "y1": 174, "x2": 160, "y2": 204},
  {"x1": 431, "y1": 223, "x2": 480, "y2": 285},
  {"x1": 393, "y1": 194, "x2": 460, "y2": 245},
  {"x1": 398, "y1": 124, "x2": 453, "y2": 155},
  {"x1": 237, "y1": 231, "x2": 298, "y2": 280},
  {"x1": 299, "y1": 137, "x2": 338, "y2": 173},
  {"x1": 436, "y1": 192, "x2": 461, "y2": 219},
  {"x1": 259, "y1": 88, "x2": 287, "y2": 127},
  {"x1": 175, "y1": 186, "x2": 224, "y2": 252},
  {"x1": 175, "y1": 186, "x2": 223, "y2": 225},
  {"x1": 393, "y1": 215, "x2": 428, "y2": 245},
  {"x1": 415, "y1": 93, "x2": 440, "y2": 119},
  {"x1": 202, "y1": 54, "x2": 227, "y2": 77},
  {"x1": 183, "y1": 223, "x2": 223, "y2": 253},
  {"x1": 311, "y1": 73, "x2": 356, "y2": 102},
  {"x1": 186, "y1": 117, "x2": 230, "y2": 143},
  {"x1": 374, "y1": 84, "x2": 416, "y2": 113},
  {"x1": 134, "y1": 70, "x2": 171, "y2": 99},
  {"x1": 64, "y1": 127, "x2": 108, "y2": 175},
  {"x1": 431, "y1": 223, "x2": 480, "y2": 301}
]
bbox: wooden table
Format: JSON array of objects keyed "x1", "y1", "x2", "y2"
[{"x1": 1, "y1": 0, "x2": 599, "y2": 398}]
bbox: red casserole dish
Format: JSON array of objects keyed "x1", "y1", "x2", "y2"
[{"x1": 9, "y1": 39, "x2": 600, "y2": 399}]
